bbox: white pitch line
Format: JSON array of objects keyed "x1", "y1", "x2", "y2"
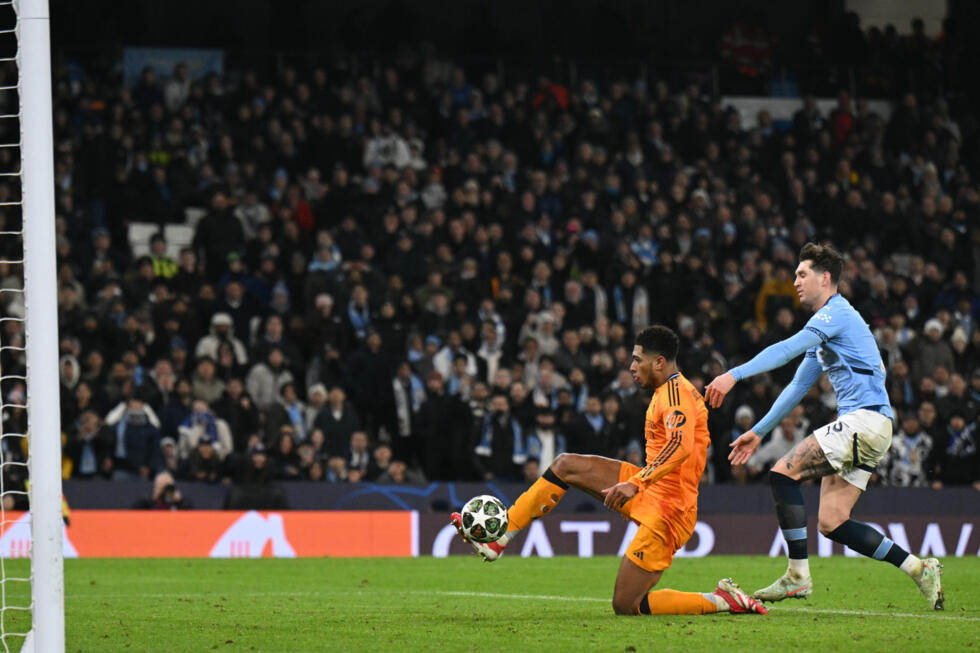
[
  {"x1": 430, "y1": 590, "x2": 980, "y2": 622},
  {"x1": 60, "y1": 587, "x2": 979, "y2": 623}
]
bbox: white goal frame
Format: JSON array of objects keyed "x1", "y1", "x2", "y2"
[{"x1": 18, "y1": 0, "x2": 65, "y2": 651}]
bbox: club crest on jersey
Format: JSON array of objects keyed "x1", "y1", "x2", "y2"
[{"x1": 665, "y1": 410, "x2": 686, "y2": 428}]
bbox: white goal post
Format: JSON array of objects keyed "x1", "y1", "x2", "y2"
[{"x1": 18, "y1": 0, "x2": 65, "y2": 650}]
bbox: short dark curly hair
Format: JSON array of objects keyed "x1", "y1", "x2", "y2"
[
  {"x1": 799, "y1": 242, "x2": 843, "y2": 285},
  {"x1": 635, "y1": 325, "x2": 679, "y2": 361}
]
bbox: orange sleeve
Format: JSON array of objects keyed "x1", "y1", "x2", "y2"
[{"x1": 628, "y1": 385, "x2": 695, "y2": 489}]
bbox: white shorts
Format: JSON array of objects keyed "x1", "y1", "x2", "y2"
[{"x1": 814, "y1": 409, "x2": 893, "y2": 490}]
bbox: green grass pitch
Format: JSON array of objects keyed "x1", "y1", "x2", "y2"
[{"x1": 2, "y1": 555, "x2": 978, "y2": 651}]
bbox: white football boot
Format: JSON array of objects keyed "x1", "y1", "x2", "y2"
[
  {"x1": 914, "y1": 558, "x2": 944, "y2": 610},
  {"x1": 753, "y1": 571, "x2": 813, "y2": 602}
]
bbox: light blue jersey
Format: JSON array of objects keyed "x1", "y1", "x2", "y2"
[{"x1": 731, "y1": 294, "x2": 892, "y2": 435}]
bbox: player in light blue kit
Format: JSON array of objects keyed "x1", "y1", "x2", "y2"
[{"x1": 705, "y1": 243, "x2": 944, "y2": 609}]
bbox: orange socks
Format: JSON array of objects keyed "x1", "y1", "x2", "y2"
[
  {"x1": 638, "y1": 590, "x2": 719, "y2": 615},
  {"x1": 505, "y1": 467, "x2": 568, "y2": 533}
]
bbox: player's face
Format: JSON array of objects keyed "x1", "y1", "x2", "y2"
[
  {"x1": 794, "y1": 260, "x2": 828, "y2": 308},
  {"x1": 630, "y1": 345, "x2": 662, "y2": 389}
]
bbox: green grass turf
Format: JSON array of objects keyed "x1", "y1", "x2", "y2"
[{"x1": 1, "y1": 555, "x2": 978, "y2": 651}]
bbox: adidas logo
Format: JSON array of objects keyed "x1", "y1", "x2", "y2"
[{"x1": 633, "y1": 551, "x2": 644, "y2": 560}]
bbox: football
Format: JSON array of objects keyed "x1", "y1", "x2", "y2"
[{"x1": 460, "y1": 495, "x2": 509, "y2": 543}]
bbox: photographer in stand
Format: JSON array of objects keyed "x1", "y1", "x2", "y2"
[{"x1": 133, "y1": 471, "x2": 191, "y2": 510}]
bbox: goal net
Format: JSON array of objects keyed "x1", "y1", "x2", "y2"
[{"x1": 0, "y1": 0, "x2": 65, "y2": 651}]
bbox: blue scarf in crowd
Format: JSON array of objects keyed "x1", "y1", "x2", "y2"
[
  {"x1": 180, "y1": 411, "x2": 219, "y2": 442},
  {"x1": 612, "y1": 285, "x2": 628, "y2": 324},
  {"x1": 407, "y1": 374, "x2": 426, "y2": 412},
  {"x1": 526, "y1": 431, "x2": 567, "y2": 460},
  {"x1": 475, "y1": 413, "x2": 526, "y2": 465},
  {"x1": 285, "y1": 401, "x2": 306, "y2": 441},
  {"x1": 586, "y1": 413, "x2": 604, "y2": 433},
  {"x1": 347, "y1": 301, "x2": 372, "y2": 340}
]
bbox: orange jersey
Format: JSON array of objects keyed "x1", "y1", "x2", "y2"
[{"x1": 627, "y1": 372, "x2": 710, "y2": 513}]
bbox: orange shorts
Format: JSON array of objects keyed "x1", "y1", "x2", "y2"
[{"x1": 616, "y1": 462, "x2": 697, "y2": 572}]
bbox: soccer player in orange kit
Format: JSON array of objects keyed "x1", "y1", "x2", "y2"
[{"x1": 452, "y1": 325, "x2": 767, "y2": 616}]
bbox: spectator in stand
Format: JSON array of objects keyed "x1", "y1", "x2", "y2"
[
  {"x1": 346, "y1": 430, "x2": 371, "y2": 476},
  {"x1": 193, "y1": 191, "x2": 246, "y2": 281},
  {"x1": 246, "y1": 347, "x2": 294, "y2": 412},
  {"x1": 304, "y1": 383, "x2": 328, "y2": 434},
  {"x1": 262, "y1": 381, "x2": 308, "y2": 444},
  {"x1": 569, "y1": 395, "x2": 610, "y2": 456},
  {"x1": 343, "y1": 331, "x2": 392, "y2": 433},
  {"x1": 416, "y1": 370, "x2": 468, "y2": 482},
  {"x1": 525, "y1": 407, "x2": 567, "y2": 471},
  {"x1": 930, "y1": 411, "x2": 980, "y2": 490},
  {"x1": 148, "y1": 233, "x2": 178, "y2": 281},
  {"x1": 191, "y1": 356, "x2": 226, "y2": 405},
  {"x1": 272, "y1": 429, "x2": 302, "y2": 480},
  {"x1": 915, "y1": 318, "x2": 955, "y2": 380},
  {"x1": 163, "y1": 62, "x2": 191, "y2": 113},
  {"x1": 473, "y1": 393, "x2": 525, "y2": 481},
  {"x1": 186, "y1": 435, "x2": 223, "y2": 483},
  {"x1": 376, "y1": 459, "x2": 425, "y2": 484},
  {"x1": 728, "y1": 405, "x2": 756, "y2": 484},
  {"x1": 66, "y1": 410, "x2": 110, "y2": 479},
  {"x1": 387, "y1": 360, "x2": 426, "y2": 465},
  {"x1": 177, "y1": 400, "x2": 233, "y2": 463},
  {"x1": 937, "y1": 373, "x2": 977, "y2": 423},
  {"x1": 211, "y1": 377, "x2": 260, "y2": 453},
  {"x1": 236, "y1": 442, "x2": 273, "y2": 485},
  {"x1": 745, "y1": 415, "x2": 803, "y2": 481},
  {"x1": 878, "y1": 414, "x2": 934, "y2": 487},
  {"x1": 134, "y1": 472, "x2": 189, "y2": 510},
  {"x1": 315, "y1": 386, "x2": 361, "y2": 457},
  {"x1": 195, "y1": 313, "x2": 249, "y2": 367},
  {"x1": 103, "y1": 393, "x2": 161, "y2": 480},
  {"x1": 252, "y1": 314, "x2": 302, "y2": 375}
]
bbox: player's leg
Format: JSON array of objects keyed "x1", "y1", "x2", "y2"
[
  {"x1": 755, "y1": 434, "x2": 834, "y2": 601},
  {"x1": 499, "y1": 453, "x2": 621, "y2": 542},
  {"x1": 616, "y1": 525, "x2": 766, "y2": 616},
  {"x1": 819, "y1": 472, "x2": 944, "y2": 609},
  {"x1": 612, "y1": 557, "x2": 663, "y2": 615},
  {"x1": 451, "y1": 453, "x2": 621, "y2": 561}
]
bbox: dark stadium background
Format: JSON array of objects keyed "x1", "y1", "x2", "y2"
[{"x1": 4, "y1": 0, "x2": 973, "y2": 560}]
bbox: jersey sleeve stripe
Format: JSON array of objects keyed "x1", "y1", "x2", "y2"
[
  {"x1": 639, "y1": 439, "x2": 681, "y2": 478},
  {"x1": 647, "y1": 432, "x2": 681, "y2": 467},
  {"x1": 805, "y1": 325, "x2": 829, "y2": 343},
  {"x1": 642, "y1": 438, "x2": 679, "y2": 475}
]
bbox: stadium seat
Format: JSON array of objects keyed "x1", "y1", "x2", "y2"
[
  {"x1": 163, "y1": 223, "x2": 195, "y2": 260},
  {"x1": 127, "y1": 222, "x2": 159, "y2": 258},
  {"x1": 184, "y1": 207, "x2": 207, "y2": 229}
]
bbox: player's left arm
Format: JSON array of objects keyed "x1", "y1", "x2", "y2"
[
  {"x1": 728, "y1": 352, "x2": 822, "y2": 465},
  {"x1": 750, "y1": 351, "x2": 822, "y2": 436},
  {"x1": 705, "y1": 306, "x2": 843, "y2": 408}
]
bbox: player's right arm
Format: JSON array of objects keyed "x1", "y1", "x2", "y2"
[
  {"x1": 728, "y1": 352, "x2": 822, "y2": 464},
  {"x1": 705, "y1": 328, "x2": 822, "y2": 408}
]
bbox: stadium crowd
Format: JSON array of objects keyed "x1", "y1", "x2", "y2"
[{"x1": 2, "y1": 27, "x2": 978, "y2": 503}]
